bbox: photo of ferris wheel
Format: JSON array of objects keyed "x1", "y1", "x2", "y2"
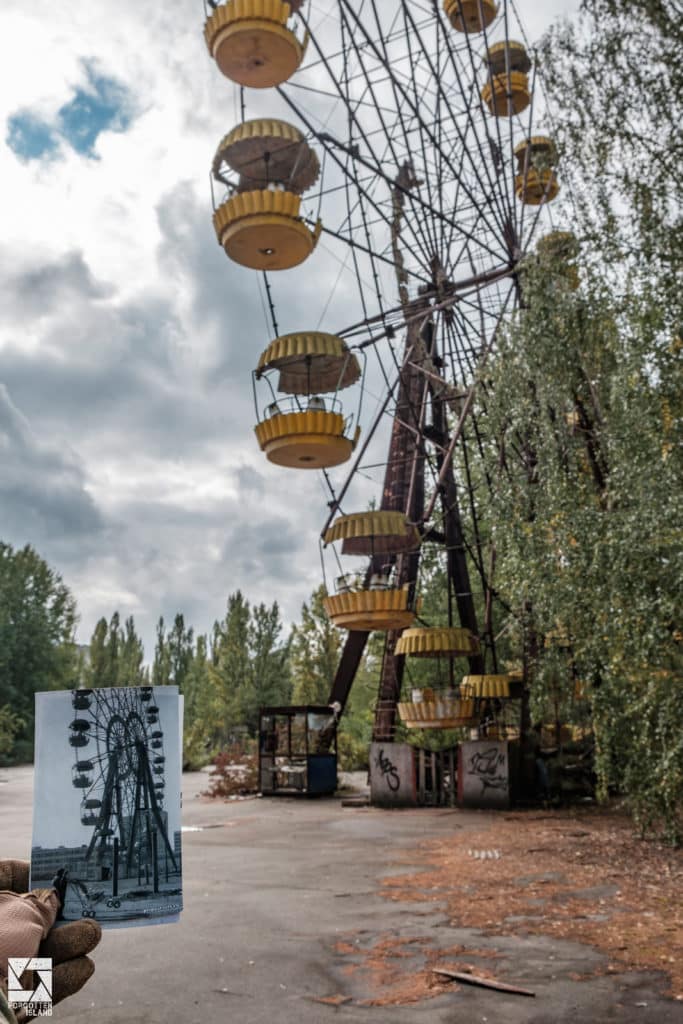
[{"x1": 30, "y1": 686, "x2": 182, "y2": 927}]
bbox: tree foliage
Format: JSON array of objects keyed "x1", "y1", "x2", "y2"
[
  {"x1": 460, "y1": 0, "x2": 683, "y2": 838},
  {"x1": 290, "y1": 586, "x2": 341, "y2": 705},
  {"x1": 0, "y1": 543, "x2": 78, "y2": 757},
  {"x1": 84, "y1": 613, "x2": 147, "y2": 689}
]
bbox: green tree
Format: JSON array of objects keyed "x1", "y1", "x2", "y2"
[
  {"x1": 167, "y1": 614, "x2": 194, "y2": 691},
  {"x1": 290, "y1": 586, "x2": 341, "y2": 704},
  {"x1": 151, "y1": 617, "x2": 172, "y2": 687},
  {"x1": 85, "y1": 613, "x2": 146, "y2": 688},
  {"x1": 182, "y1": 634, "x2": 213, "y2": 768},
  {"x1": 119, "y1": 616, "x2": 147, "y2": 686},
  {"x1": 240, "y1": 602, "x2": 291, "y2": 734},
  {"x1": 469, "y1": 230, "x2": 682, "y2": 837},
  {"x1": 0, "y1": 542, "x2": 78, "y2": 753},
  {"x1": 0, "y1": 705, "x2": 24, "y2": 762},
  {"x1": 207, "y1": 591, "x2": 252, "y2": 746}
]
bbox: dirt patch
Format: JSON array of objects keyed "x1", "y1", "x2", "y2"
[
  {"x1": 381, "y1": 808, "x2": 683, "y2": 1000},
  {"x1": 332, "y1": 934, "x2": 503, "y2": 1006}
]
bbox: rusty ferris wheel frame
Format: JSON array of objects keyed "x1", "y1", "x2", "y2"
[{"x1": 212, "y1": 1, "x2": 560, "y2": 740}]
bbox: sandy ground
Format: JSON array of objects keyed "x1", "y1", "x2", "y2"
[{"x1": 1, "y1": 765, "x2": 682, "y2": 1023}]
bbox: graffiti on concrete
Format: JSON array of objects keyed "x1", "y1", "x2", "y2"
[
  {"x1": 468, "y1": 746, "x2": 507, "y2": 794},
  {"x1": 375, "y1": 748, "x2": 400, "y2": 792}
]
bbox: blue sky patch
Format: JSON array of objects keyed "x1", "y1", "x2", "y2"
[
  {"x1": 6, "y1": 112, "x2": 59, "y2": 161},
  {"x1": 6, "y1": 60, "x2": 134, "y2": 162}
]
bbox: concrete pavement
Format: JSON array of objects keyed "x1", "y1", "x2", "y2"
[{"x1": 1, "y1": 766, "x2": 680, "y2": 1023}]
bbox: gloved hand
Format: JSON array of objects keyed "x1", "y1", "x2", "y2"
[{"x1": 0, "y1": 860, "x2": 101, "y2": 1021}]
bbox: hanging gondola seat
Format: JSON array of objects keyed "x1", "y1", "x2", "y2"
[
  {"x1": 394, "y1": 625, "x2": 480, "y2": 658},
  {"x1": 397, "y1": 696, "x2": 477, "y2": 729},
  {"x1": 215, "y1": 120, "x2": 320, "y2": 195},
  {"x1": 460, "y1": 674, "x2": 511, "y2": 699},
  {"x1": 72, "y1": 690, "x2": 93, "y2": 710},
  {"x1": 213, "y1": 189, "x2": 321, "y2": 270},
  {"x1": 255, "y1": 408, "x2": 359, "y2": 468},
  {"x1": 481, "y1": 41, "x2": 531, "y2": 116},
  {"x1": 204, "y1": 0, "x2": 306, "y2": 89},
  {"x1": 514, "y1": 136, "x2": 559, "y2": 205},
  {"x1": 444, "y1": 0, "x2": 498, "y2": 33},
  {"x1": 323, "y1": 585, "x2": 416, "y2": 631}
]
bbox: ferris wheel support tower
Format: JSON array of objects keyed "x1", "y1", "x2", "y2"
[{"x1": 327, "y1": 170, "x2": 491, "y2": 741}]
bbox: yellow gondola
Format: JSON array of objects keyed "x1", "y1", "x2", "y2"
[
  {"x1": 514, "y1": 136, "x2": 560, "y2": 205},
  {"x1": 204, "y1": 0, "x2": 307, "y2": 89},
  {"x1": 323, "y1": 586, "x2": 416, "y2": 631},
  {"x1": 443, "y1": 0, "x2": 498, "y2": 34},
  {"x1": 322, "y1": 511, "x2": 420, "y2": 631},
  {"x1": 212, "y1": 120, "x2": 322, "y2": 270},
  {"x1": 254, "y1": 332, "x2": 361, "y2": 468},
  {"x1": 212, "y1": 188, "x2": 321, "y2": 270},
  {"x1": 397, "y1": 697, "x2": 477, "y2": 729},
  {"x1": 481, "y1": 41, "x2": 531, "y2": 117}
]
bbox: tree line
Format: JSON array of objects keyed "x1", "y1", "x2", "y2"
[{"x1": 0, "y1": 542, "x2": 373, "y2": 769}]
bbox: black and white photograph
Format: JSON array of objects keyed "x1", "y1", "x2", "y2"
[{"x1": 30, "y1": 687, "x2": 182, "y2": 927}]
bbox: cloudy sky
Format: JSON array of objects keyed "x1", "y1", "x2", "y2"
[{"x1": 0, "y1": 0, "x2": 581, "y2": 656}]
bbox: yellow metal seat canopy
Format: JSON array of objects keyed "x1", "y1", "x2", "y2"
[
  {"x1": 395, "y1": 626, "x2": 480, "y2": 658},
  {"x1": 256, "y1": 331, "x2": 360, "y2": 394},
  {"x1": 323, "y1": 510, "x2": 420, "y2": 556},
  {"x1": 214, "y1": 119, "x2": 320, "y2": 195}
]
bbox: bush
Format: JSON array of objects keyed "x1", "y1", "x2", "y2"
[
  {"x1": 204, "y1": 742, "x2": 259, "y2": 798},
  {"x1": 337, "y1": 731, "x2": 369, "y2": 771},
  {"x1": 0, "y1": 706, "x2": 25, "y2": 764}
]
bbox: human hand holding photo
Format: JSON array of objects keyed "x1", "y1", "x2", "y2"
[{"x1": 0, "y1": 860, "x2": 101, "y2": 1023}]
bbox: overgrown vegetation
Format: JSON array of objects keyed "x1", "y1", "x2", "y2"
[{"x1": 459, "y1": 0, "x2": 683, "y2": 839}]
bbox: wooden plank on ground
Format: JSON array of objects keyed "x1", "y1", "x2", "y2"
[{"x1": 432, "y1": 968, "x2": 535, "y2": 997}]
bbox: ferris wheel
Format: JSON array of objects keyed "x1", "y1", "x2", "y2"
[
  {"x1": 202, "y1": 1, "x2": 567, "y2": 740},
  {"x1": 69, "y1": 686, "x2": 177, "y2": 879}
]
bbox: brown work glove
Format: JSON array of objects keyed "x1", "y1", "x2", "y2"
[{"x1": 0, "y1": 860, "x2": 101, "y2": 1009}]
